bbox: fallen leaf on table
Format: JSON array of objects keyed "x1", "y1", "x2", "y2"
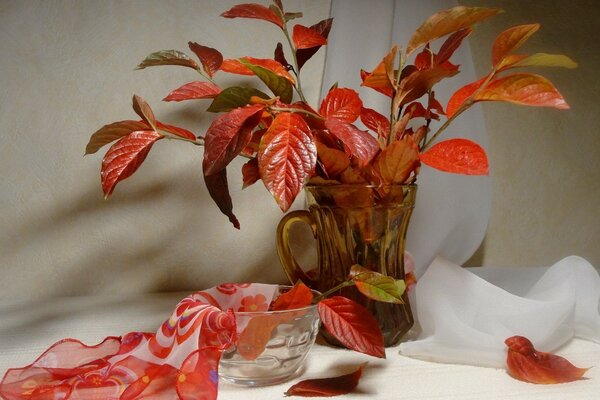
[
  {"x1": 505, "y1": 336, "x2": 590, "y2": 384},
  {"x1": 285, "y1": 364, "x2": 364, "y2": 397}
]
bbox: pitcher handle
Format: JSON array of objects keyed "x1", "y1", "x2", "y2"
[{"x1": 276, "y1": 210, "x2": 317, "y2": 287}]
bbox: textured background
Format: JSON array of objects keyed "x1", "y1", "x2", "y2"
[{"x1": 1, "y1": 0, "x2": 598, "y2": 300}]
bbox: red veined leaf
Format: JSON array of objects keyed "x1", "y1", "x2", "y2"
[
  {"x1": 361, "y1": 46, "x2": 398, "y2": 96},
  {"x1": 318, "y1": 296, "x2": 385, "y2": 358},
  {"x1": 207, "y1": 86, "x2": 269, "y2": 113},
  {"x1": 492, "y1": 24, "x2": 539, "y2": 66},
  {"x1": 474, "y1": 73, "x2": 569, "y2": 109},
  {"x1": 324, "y1": 119, "x2": 379, "y2": 168},
  {"x1": 436, "y1": 27, "x2": 472, "y2": 64},
  {"x1": 202, "y1": 104, "x2": 265, "y2": 176},
  {"x1": 505, "y1": 336, "x2": 590, "y2": 384},
  {"x1": 240, "y1": 60, "x2": 293, "y2": 103},
  {"x1": 404, "y1": 102, "x2": 431, "y2": 119},
  {"x1": 101, "y1": 131, "x2": 163, "y2": 198},
  {"x1": 446, "y1": 77, "x2": 486, "y2": 118},
  {"x1": 86, "y1": 120, "x2": 149, "y2": 155},
  {"x1": 293, "y1": 24, "x2": 327, "y2": 49},
  {"x1": 155, "y1": 121, "x2": 196, "y2": 141},
  {"x1": 163, "y1": 81, "x2": 221, "y2": 102},
  {"x1": 132, "y1": 95, "x2": 157, "y2": 129},
  {"x1": 316, "y1": 141, "x2": 350, "y2": 179},
  {"x1": 274, "y1": 42, "x2": 291, "y2": 69},
  {"x1": 319, "y1": 88, "x2": 362, "y2": 123},
  {"x1": 415, "y1": 46, "x2": 433, "y2": 71},
  {"x1": 258, "y1": 112, "x2": 317, "y2": 212},
  {"x1": 350, "y1": 265, "x2": 406, "y2": 304},
  {"x1": 360, "y1": 107, "x2": 390, "y2": 140},
  {"x1": 220, "y1": 57, "x2": 296, "y2": 84},
  {"x1": 135, "y1": 50, "x2": 198, "y2": 70},
  {"x1": 271, "y1": 282, "x2": 314, "y2": 311},
  {"x1": 297, "y1": 18, "x2": 333, "y2": 70},
  {"x1": 420, "y1": 138, "x2": 488, "y2": 175},
  {"x1": 396, "y1": 64, "x2": 459, "y2": 107},
  {"x1": 497, "y1": 53, "x2": 578, "y2": 72},
  {"x1": 375, "y1": 137, "x2": 420, "y2": 184},
  {"x1": 188, "y1": 42, "x2": 223, "y2": 77},
  {"x1": 204, "y1": 168, "x2": 240, "y2": 229},
  {"x1": 221, "y1": 3, "x2": 284, "y2": 29},
  {"x1": 407, "y1": 6, "x2": 502, "y2": 55},
  {"x1": 242, "y1": 158, "x2": 260, "y2": 189},
  {"x1": 284, "y1": 365, "x2": 364, "y2": 397}
]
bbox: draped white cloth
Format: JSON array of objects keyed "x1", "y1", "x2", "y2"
[
  {"x1": 400, "y1": 256, "x2": 600, "y2": 367},
  {"x1": 322, "y1": 0, "x2": 491, "y2": 275}
]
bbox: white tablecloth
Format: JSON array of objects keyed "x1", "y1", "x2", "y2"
[{"x1": 1, "y1": 291, "x2": 599, "y2": 399}]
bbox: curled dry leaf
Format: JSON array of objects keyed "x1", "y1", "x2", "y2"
[
  {"x1": 505, "y1": 336, "x2": 590, "y2": 384},
  {"x1": 285, "y1": 365, "x2": 364, "y2": 397},
  {"x1": 420, "y1": 138, "x2": 488, "y2": 175},
  {"x1": 132, "y1": 95, "x2": 157, "y2": 130},
  {"x1": 318, "y1": 296, "x2": 385, "y2": 358}
]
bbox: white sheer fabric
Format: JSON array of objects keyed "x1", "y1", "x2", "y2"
[
  {"x1": 322, "y1": 0, "x2": 491, "y2": 275},
  {"x1": 400, "y1": 256, "x2": 600, "y2": 367}
]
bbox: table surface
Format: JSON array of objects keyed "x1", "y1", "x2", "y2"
[{"x1": 1, "y1": 292, "x2": 599, "y2": 399}]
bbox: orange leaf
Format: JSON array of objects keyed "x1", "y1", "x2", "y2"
[
  {"x1": 318, "y1": 296, "x2": 385, "y2": 358},
  {"x1": 446, "y1": 77, "x2": 486, "y2": 118},
  {"x1": 221, "y1": 3, "x2": 283, "y2": 29},
  {"x1": 319, "y1": 88, "x2": 362, "y2": 123},
  {"x1": 361, "y1": 46, "x2": 398, "y2": 96},
  {"x1": 258, "y1": 113, "x2": 317, "y2": 212},
  {"x1": 297, "y1": 18, "x2": 333, "y2": 70},
  {"x1": 375, "y1": 137, "x2": 420, "y2": 185},
  {"x1": 293, "y1": 24, "x2": 327, "y2": 49},
  {"x1": 163, "y1": 81, "x2": 221, "y2": 102},
  {"x1": 474, "y1": 73, "x2": 569, "y2": 109},
  {"x1": 360, "y1": 107, "x2": 390, "y2": 140},
  {"x1": 492, "y1": 24, "x2": 539, "y2": 66},
  {"x1": 497, "y1": 53, "x2": 578, "y2": 72},
  {"x1": 316, "y1": 141, "x2": 350, "y2": 179},
  {"x1": 324, "y1": 119, "x2": 380, "y2": 168},
  {"x1": 505, "y1": 336, "x2": 590, "y2": 384},
  {"x1": 237, "y1": 315, "x2": 280, "y2": 360},
  {"x1": 86, "y1": 120, "x2": 149, "y2": 155},
  {"x1": 407, "y1": 6, "x2": 502, "y2": 55},
  {"x1": 155, "y1": 121, "x2": 196, "y2": 141},
  {"x1": 285, "y1": 365, "x2": 364, "y2": 397},
  {"x1": 271, "y1": 282, "x2": 314, "y2": 311},
  {"x1": 220, "y1": 57, "x2": 296, "y2": 84},
  {"x1": 420, "y1": 138, "x2": 488, "y2": 175},
  {"x1": 188, "y1": 42, "x2": 223, "y2": 77},
  {"x1": 101, "y1": 131, "x2": 163, "y2": 197}
]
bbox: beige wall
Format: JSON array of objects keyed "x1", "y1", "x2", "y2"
[
  {"x1": 459, "y1": 0, "x2": 600, "y2": 268},
  {"x1": 0, "y1": 0, "x2": 330, "y2": 300}
]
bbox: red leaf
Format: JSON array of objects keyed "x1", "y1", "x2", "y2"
[
  {"x1": 319, "y1": 88, "x2": 362, "y2": 123},
  {"x1": 101, "y1": 131, "x2": 163, "y2": 197},
  {"x1": 415, "y1": 47, "x2": 432, "y2": 71},
  {"x1": 86, "y1": 120, "x2": 149, "y2": 155},
  {"x1": 492, "y1": 24, "x2": 539, "y2": 66},
  {"x1": 505, "y1": 336, "x2": 590, "y2": 384},
  {"x1": 473, "y1": 73, "x2": 569, "y2": 109},
  {"x1": 293, "y1": 24, "x2": 327, "y2": 50},
  {"x1": 420, "y1": 138, "x2": 488, "y2": 175},
  {"x1": 204, "y1": 168, "x2": 240, "y2": 229},
  {"x1": 324, "y1": 119, "x2": 379, "y2": 168},
  {"x1": 361, "y1": 46, "x2": 398, "y2": 97},
  {"x1": 188, "y1": 42, "x2": 223, "y2": 77},
  {"x1": 237, "y1": 315, "x2": 280, "y2": 360},
  {"x1": 274, "y1": 42, "x2": 290, "y2": 69},
  {"x1": 241, "y1": 158, "x2": 260, "y2": 189},
  {"x1": 202, "y1": 104, "x2": 264, "y2": 176},
  {"x1": 317, "y1": 296, "x2": 385, "y2": 358},
  {"x1": 436, "y1": 27, "x2": 472, "y2": 64},
  {"x1": 132, "y1": 95, "x2": 157, "y2": 129},
  {"x1": 360, "y1": 107, "x2": 390, "y2": 139},
  {"x1": 315, "y1": 141, "x2": 350, "y2": 179},
  {"x1": 258, "y1": 113, "x2": 317, "y2": 212},
  {"x1": 297, "y1": 18, "x2": 333, "y2": 70},
  {"x1": 446, "y1": 77, "x2": 486, "y2": 118},
  {"x1": 376, "y1": 137, "x2": 420, "y2": 185},
  {"x1": 155, "y1": 121, "x2": 196, "y2": 140},
  {"x1": 220, "y1": 57, "x2": 295, "y2": 84},
  {"x1": 271, "y1": 282, "x2": 314, "y2": 311},
  {"x1": 221, "y1": 3, "x2": 284, "y2": 29},
  {"x1": 163, "y1": 81, "x2": 221, "y2": 102},
  {"x1": 285, "y1": 365, "x2": 364, "y2": 397},
  {"x1": 397, "y1": 64, "x2": 459, "y2": 107}
]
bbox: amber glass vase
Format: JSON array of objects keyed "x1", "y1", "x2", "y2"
[{"x1": 276, "y1": 184, "x2": 417, "y2": 346}]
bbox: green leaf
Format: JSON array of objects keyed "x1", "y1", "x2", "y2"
[
  {"x1": 207, "y1": 86, "x2": 269, "y2": 113},
  {"x1": 240, "y1": 60, "x2": 293, "y2": 103},
  {"x1": 350, "y1": 265, "x2": 406, "y2": 304},
  {"x1": 135, "y1": 50, "x2": 198, "y2": 70}
]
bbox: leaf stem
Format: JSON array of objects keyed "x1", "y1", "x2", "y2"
[
  {"x1": 270, "y1": 106, "x2": 324, "y2": 120},
  {"x1": 162, "y1": 132, "x2": 204, "y2": 146},
  {"x1": 282, "y1": 21, "x2": 308, "y2": 103},
  {"x1": 313, "y1": 280, "x2": 355, "y2": 303},
  {"x1": 196, "y1": 67, "x2": 217, "y2": 85}
]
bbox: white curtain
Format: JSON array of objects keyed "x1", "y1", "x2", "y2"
[{"x1": 322, "y1": 0, "x2": 491, "y2": 275}]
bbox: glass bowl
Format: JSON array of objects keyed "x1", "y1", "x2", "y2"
[{"x1": 219, "y1": 286, "x2": 320, "y2": 386}]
